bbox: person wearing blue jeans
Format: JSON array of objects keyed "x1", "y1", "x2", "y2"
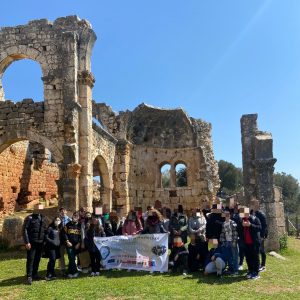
[{"x1": 219, "y1": 211, "x2": 239, "y2": 274}]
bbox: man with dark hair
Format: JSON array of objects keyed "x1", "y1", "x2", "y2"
[
  {"x1": 251, "y1": 199, "x2": 268, "y2": 272},
  {"x1": 23, "y1": 205, "x2": 47, "y2": 285}
]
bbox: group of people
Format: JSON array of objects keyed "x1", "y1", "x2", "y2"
[{"x1": 22, "y1": 198, "x2": 268, "y2": 285}]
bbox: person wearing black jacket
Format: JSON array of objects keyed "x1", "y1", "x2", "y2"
[
  {"x1": 63, "y1": 212, "x2": 82, "y2": 278},
  {"x1": 44, "y1": 216, "x2": 62, "y2": 280},
  {"x1": 23, "y1": 208, "x2": 47, "y2": 285},
  {"x1": 84, "y1": 215, "x2": 106, "y2": 276},
  {"x1": 205, "y1": 204, "x2": 223, "y2": 241},
  {"x1": 23, "y1": 209, "x2": 47, "y2": 285},
  {"x1": 251, "y1": 199, "x2": 268, "y2": 271},
  {"x1": 169, "y1": 236, "x2": 189, "y2": 275},
  {"x1": 242, "y1": 210, "x2": 262, "y2": 280}
]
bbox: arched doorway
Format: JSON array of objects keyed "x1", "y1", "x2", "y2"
[{"x1": 93, "y1": 155, "x2": 112, "y2": 211}]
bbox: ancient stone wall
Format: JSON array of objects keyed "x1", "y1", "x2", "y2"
[
  {"x1": 0, "y1": 141, "x2": 59, "y2": 218},
  {"x1": 241, "y1": 114, "x2": 286, "y2": 251},
  {"x1": 93, "y1": 103, "x2": 219, "y2": 214}
]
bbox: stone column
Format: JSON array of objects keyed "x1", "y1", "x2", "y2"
[
  {"x1": 170, "y1": 164, "x2": 176, "y2": 188},
  {"x1": 78, "y1": 70, "x2": 95, "y2": 212},
  {"x1": 241, "y1": 114, "x2": 258, "y2": 204},
  {"x1": 254, "y1": 158, "x2": 279, "y2": 250}
]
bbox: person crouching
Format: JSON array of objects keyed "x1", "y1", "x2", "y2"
[
  {"x1": 169, "y1": 236, "x2": 188, "y2": 276},
  {"x1": 204, "y1": 239, "x2": 226, "y2": 278}
]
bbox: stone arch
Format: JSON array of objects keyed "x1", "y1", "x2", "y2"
[
  {"x1": 93, "y1": 154, "x2": 112, "y2": 211},
  {"x1": 0, "y1": 130, "x2": 63, "y2": 163},
  {"x1": 174, "y1": 162, "x2": 188, "y2": 187},
  {"x1": 0, "y1": 46, "x2": 49, "y2": 101},
  {"x1": 159, "y1": 162, "x2": 172, "y2": 188}
]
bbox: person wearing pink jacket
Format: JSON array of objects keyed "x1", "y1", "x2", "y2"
[{"x1": 122, "y1": 211, "x2": 143, "y2": 235}]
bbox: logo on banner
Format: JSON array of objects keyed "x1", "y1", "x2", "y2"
[
  {"x1": 100, "y1": 246, "x2": 110, "y2": 260},
  {"x1": 152, "y1": 245, "x2": 167, "y2": 256}
]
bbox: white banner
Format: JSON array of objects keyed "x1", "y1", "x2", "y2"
[{"x1": 94, "y1": 233, "x2": 169, "y2": 272}]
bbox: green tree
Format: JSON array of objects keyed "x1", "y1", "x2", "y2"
[
  {"x1": 218, "y1": 160, "x2": 243, "y2": 195},
  {"x1": 176, "y1": 167, "x2": 187, "y2": 187},
  {"x1": 274, "y1": 172, "x2": 300, "y2": 214}
]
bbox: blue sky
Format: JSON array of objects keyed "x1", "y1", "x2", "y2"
[{"x1": 1, "y1": 0, "x2": 300, "y2": 181}]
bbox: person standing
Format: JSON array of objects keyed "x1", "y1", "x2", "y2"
[
  {"x1": 251, "y1": 199, "x2": 268, "y2": 272},
  {"x1": 242, "y1": 209, "x2": 262, "y2": 280},
  {"x1": 44, "y1": 216, "x2": 62, "y2": 280},
  {"x1": 219, "y1": 211, "x2": 239, "y2": 275},
  {"x1": 63, "y1": 212, "x2": 82, "y2": 278},
  {"x1": 23, "y1": 206, "x2": 47, "y2": 285},
  {"x1": 58, "y1": 207, "x2": 71, "y2": 276}
]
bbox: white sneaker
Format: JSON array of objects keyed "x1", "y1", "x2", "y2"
[
  {"x1": 90, "y1": 272, "x2": 95, "y2": 276},
  {"x1": 238, "y1": 265, "x2": 243, "y2": 271},
  {"x1": 182, "y1": 272, "x2": 187, "y2": 276},
  {"x1": 73, "y1": 273, "x2": 79, "y2": 278},
  {"x1": 77, "y1": 266, "x2": 82, "y2": 272},
  {"x1": 95, "y1": 272, "x2": 100, "y2": 276},
  {"x1": 67, "y1": 274, "x2": 74, "y2": 278}
]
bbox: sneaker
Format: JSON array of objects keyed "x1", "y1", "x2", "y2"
[
  {"x1": 27, "y1": 277, "x2": 32, "y2": 285},
  {"x1": 217, "y1": 273, "x2": 223, "y2": 279},
  {"x1": 77, "y1": 267, "x2": 82, "y2": 272},
  {"x1": 238, "y1": 265, "x2": 243, "y2": 271},
  {"x1": 90, "y1": 272, "x2": 96, "y2": 277},
  {"x1": 182, "y1": 270, "x2": 188, "y2": 276},
  {"x1": 95, "y1": 272, "x2": 100, "y2": 276},
  {"x1": 45, "y1": 276, "x2": 53, "y2": 281},
  {"x1": 250, "y1": 273, "x2": 260, "y2": 280},
  {"x1": 67, "y1": 274, "x2": 74, "y2": 278},
  {"x1": 73, "y1": 273, "x2": 79, "y2": 278},
  {"x1": 259, "y1": 266, "x2": 266, "y2": 272},
  {"x1": 246, "y1": 273, "x2": 252, "y2": 279}
]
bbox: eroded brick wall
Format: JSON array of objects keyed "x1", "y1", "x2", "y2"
[{"x1": 0, "y1": 141, "x2": 59, "y2": 217}]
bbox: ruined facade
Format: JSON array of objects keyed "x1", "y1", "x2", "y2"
[
  {"x1": 0, "y1": 16, "x2": 219, "y2": 218},
  {"x1": 241, "y1": 114, "x2": 285, "y2": 250},
  {"x1": 93, "y1": 103, "x2": 220, "y2": 213}
]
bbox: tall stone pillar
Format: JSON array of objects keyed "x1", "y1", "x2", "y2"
[
  {"x1": 78, "y1": 71, "x2": 95, "y2": 212},
  {"x1": 240, "y1": 114, "x2": 285, "y2": 251},
  {"x1": 241, "y1": 114, "x2": 258, "y2": 204}
]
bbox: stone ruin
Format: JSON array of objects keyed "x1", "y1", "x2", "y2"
[
  {"x1": 241, "y1": 114, "x2": 285, "y2": 250},
  {"x1": 0, "y1": 16, "x2": 285, "y2": 250}
]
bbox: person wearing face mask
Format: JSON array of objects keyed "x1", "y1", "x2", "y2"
[
  {"x1": 63, "y1": 212, "x2": 82, "y2": 278},
  {"x1": 44, "y1": 216, "x2": 62, "y2": 280}
]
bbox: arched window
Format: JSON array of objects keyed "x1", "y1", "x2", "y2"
[
  {"x1": 93, "y1": 155, "x2": 111, "y2": 210},
  {"x1": 160, "y1": 163, "x2": 171, "y2": 188},
  {"x1": 1, "y1": 59, "x2": 43, "y2": 101},
  {"x1": 175, "y1": 163, "x2": 187, "y2": 187}
]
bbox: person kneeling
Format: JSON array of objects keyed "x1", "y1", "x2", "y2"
[
  {"x1": 204, "y1": 239, "x2": 226, "y2": 278},
  {"x1": 169, "y1": 236, "x2": 188, "y2": 276}
]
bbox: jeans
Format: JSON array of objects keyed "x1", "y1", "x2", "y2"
[
  {"x1": 66, "y1": 246, "x2": 78, "y2": 275},
  {"x1": 260, "y1": 239, "x2": 266, "y2": 267},
  {"x1": 244, "y1": 243, "x2": 260, "y2": 275},
  {"x1": 47, "y1": 248, "x2": 58, "y2": 277},
  {"x1": 222, "y1": 242, "x2": 239, "y2": 272},
  {"x1": 89, "y1": 250, "x2": 101, "y2": 273},
  {"x1": 26, "y1": 242, "x2": 43, "y2": 278},
  {"x1": 205, "y1": 258, "x2": 225, "y2": 275}
]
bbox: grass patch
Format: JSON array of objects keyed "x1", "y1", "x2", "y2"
[{"x1": 0, "y1": 238, "x2": 300, "y2": 300}]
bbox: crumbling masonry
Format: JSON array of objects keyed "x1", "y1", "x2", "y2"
[
  {"x1": 0, "y1": 16, "x2": 219, "y2": 218},
  {"x1": 0, "y1": 17, "x2": 285, "y2": 250}
]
